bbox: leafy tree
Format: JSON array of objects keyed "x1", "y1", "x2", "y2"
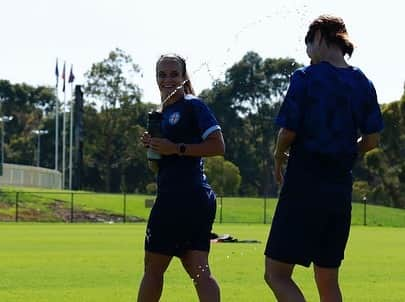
[
  {"x1": 84, "y1": 48, "x2": 141, "y2": 109},
  {"x1": 352, "y1": 181, "x2": 370, "y2": 202},
  {"x1": 0, "y1": 80, "x2": 56, "y2": 167},
  {"x1": 201, "y1": 52, "x2": 301, "y2": 196},
  {"x1": 204, "y1": 156, "x2": 241, "y2": 196},
  {"x1": 83, "y1": 49, "x2": 143, "y2": 192}
]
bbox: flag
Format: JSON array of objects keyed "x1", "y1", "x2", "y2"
[
  {"x1": 55, "y1": 59, "x2": 59, "y2": 88},
  {"x1": 62, "y1": 62, "x2": 66, "y2": 92},
  {"x1": 68, "y1": 65, "x2": 75, "y2": 83}
]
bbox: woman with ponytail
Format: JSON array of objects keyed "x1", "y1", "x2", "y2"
[
  {"x1": 138, "y1": 54, "x2": 224, "y2": 302},
  {"x1": 264, "y1": 15, "x2": 383, "y2": 301}
]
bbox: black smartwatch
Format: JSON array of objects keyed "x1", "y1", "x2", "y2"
[{"x1": 178, "y1": 143, "x2": 186, "y2": 156}]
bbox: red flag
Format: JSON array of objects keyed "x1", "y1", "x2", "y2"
[
  {"x1": 62, "y1": 62, "x2": 66, "y2": 92},
  {"x1": 68, "y1": 65, "x2": 75, "y2": 83},
  {"x1": 55, "y1": 59, "x2": 59, "y2": 88}
]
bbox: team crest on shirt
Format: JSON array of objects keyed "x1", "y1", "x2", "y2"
[{"x1": 169, "y1": 112, "x2": 181, "y2": 125}]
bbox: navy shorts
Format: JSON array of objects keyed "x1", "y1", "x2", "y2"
[
  {"x1": 265, "y1": 176, "x2": 352, "y2": 268},
  {"x1": 145, "y1": 186, "x2": 216, "y2": 257}
]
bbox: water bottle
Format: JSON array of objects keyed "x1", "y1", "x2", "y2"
[{"x1": 147, "y1": 111, "x2": 162, "y2": 160}]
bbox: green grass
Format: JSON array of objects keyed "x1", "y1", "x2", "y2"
[
  {"x1": 0, "y1": 223, "x2": 404, "y2": 301},
  {"x1": 2, "y1": 186, "x2": 405, "y2": 226}
]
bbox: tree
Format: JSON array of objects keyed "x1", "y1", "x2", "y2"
[
  {"x1": 204, "y1": 156, "x2": 241, "y2": 196},
  {"x1": 84, "y1": 48, "x2": 141, "y2": 109},
  {"x1": 0, "y1": 80, "x2": 56, "y2": 168},
  {"x1": 84, "y1": 48, "x2": 143, "y2": 192},
  {"x1": 201, "y1": 52, "x2": 301, "y2": 196}
]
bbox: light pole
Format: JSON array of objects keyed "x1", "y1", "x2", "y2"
[
  {"x1": 0, "y1": 115, "x2": 13, "y2": 167},
  {"x1": 32, "y1": 129, "x2": 48, "y2": 167},
  {"x1": 0, "y1": 97, "x2": 8, "y2": 175}
]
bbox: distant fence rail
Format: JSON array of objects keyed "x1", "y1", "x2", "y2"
[
  {"x1": 0, "y1": 191, "x2": 403, "y2": 226},
  {"x1": 0, "y1": 164, "x2": 61, "y2": 189},
  {"x1": 0, "y1": 192, "x2": 277, "y2": 224}
]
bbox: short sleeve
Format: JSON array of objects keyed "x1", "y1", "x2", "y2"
[
  {"x1": 275, "y1": 69, "x2": 307, "y2": 131},
  {"x1": 359, "y1": 81, "x2": 384, "y2": 134},
  {"x1": 188, "y1": 97, "x2": 221, "y2": 140}
]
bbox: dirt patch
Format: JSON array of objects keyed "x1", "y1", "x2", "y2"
[
  {"x1": 0, "y1": 200, "x2": 14, "y2": 208},
  {"x1": 0, "y1": 199, "x2": 146, "y2": 223},
  {"x1": 0, "y1": 212, "x2": 14, "y2": 221},
  {"x1": 48, "y1": 200, "x2": 145, "y2": 223}
]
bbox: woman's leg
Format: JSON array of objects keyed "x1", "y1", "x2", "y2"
[
  {"x1": 137, "y1": 251, "x2": 172, "y2": 302},
  {"x1": 180, "y1": 250, "x2": 220, "y2": 302},
  {"x1": 314, "y1": 265, "x2": 342, "y2": 302},
  {"x1": 264, "y1": 257, "x2": 306, "y2": 302}
]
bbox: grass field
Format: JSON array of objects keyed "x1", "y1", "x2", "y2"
[{"x1": 1, "y1": 223, "x2": 405, "y2": 302}]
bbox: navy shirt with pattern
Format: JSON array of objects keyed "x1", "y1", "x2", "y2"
[
  {"x1": 157, "y1": 95, "x2": 221, "y2": 192},
  {"x1": 276, "y1": 61, "x2": 384, "y2": 179}
]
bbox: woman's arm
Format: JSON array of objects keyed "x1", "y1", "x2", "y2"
[
  {"x1": 179, "y1": 130, "x2": 225, "y2": 157},
  {"x1": 149, "y1": 130, "x2": 225, "y2": 157},
  {"x1": 274, "y1": 128, "x2": 296, "y2": 158},
  {"x1": 273, "y1": 128, "x2": 296, "y2": 185}
]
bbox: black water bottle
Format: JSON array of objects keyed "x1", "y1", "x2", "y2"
[{"x1": 147, "y1": 111, "x2": 163, "y2": 160}]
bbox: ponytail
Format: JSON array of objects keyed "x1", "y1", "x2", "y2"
[
  {"x1": 305, "y1": 15, "x2": 355, "y2": 57},
  {"x1": 183, "y1": 72, "x2": 195, "y2": 95}
]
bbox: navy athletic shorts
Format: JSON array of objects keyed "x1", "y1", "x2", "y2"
[
  {"x1": 144, "y1": 186, "x2": 216, "y2": 257},
  {"x1": 265, "y1": 169, "x2": 352, "y2": 268}
]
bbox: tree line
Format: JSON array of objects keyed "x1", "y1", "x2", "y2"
[{"x1": 0, "y1": 49, "x2": 404, "y2": 208}]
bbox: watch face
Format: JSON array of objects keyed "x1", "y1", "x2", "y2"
[{"x1": 180, "y1": 144, "x2": 186, "y2": 153}]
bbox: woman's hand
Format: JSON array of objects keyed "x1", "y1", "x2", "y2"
[
  {"x1": 141, "y1": 132, "x2": 151, "y2": 148},
  {"x1": 149, "y1": 138, "x2": 177, "y2": 155},
  {"x1": 274, "y1": 151, "x2": 289, "y2": 185}
]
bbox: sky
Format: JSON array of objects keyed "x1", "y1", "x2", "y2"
[{"x1": 0, "y1": 0, "x2": 404, "y2": 105}]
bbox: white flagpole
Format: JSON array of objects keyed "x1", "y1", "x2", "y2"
[
  {"x1": 62, "y1": 62, "x2": 66, "y2": 190},
  {"x1": 55, "y1": 60, "x2": 59, "y2": 173},
  {"x1": 69, "y1": 81, "x2": 74, "y2": 190},
  {"x1": 55, "y1": 92, "x2": 59, "y2": 171},
  {"x1": 62, "y1": 90, "x2": 66, "y2": 189}
]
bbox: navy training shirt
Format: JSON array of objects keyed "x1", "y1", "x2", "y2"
[
  {"x1": 157, "y1": 95, "x2": 221, "y2": 192},
  {"x1": 276, "y1": 61, "x2": 384, "y2": 177},
  {"x1": 277, "y1": 61, "x2": 383, "y2": 154}
]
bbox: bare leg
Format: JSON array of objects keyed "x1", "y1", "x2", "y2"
[
  {"x1": 137, "y1": 252, "x2": 172, "y2": 302},
  {"x1": 181, "y1": 250, "x2": 220, "y2": 302},
  {"x1": 314, "y1": 265, "x2": 342, "y2": 302},
  {"x1": 264, "y1": 257, "x2": 306, "y2": 302}
]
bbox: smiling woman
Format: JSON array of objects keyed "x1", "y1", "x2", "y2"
[
  {"x1": 138, "y1": 54, "x2": 225, "y2": 302},
  {"x1": 156, "y1": 54, "x2": 195, "y2": 106}
]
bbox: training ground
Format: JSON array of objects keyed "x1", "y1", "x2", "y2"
[{"x1": 1, "y1": 223, "x2": 405, "y2": 302}]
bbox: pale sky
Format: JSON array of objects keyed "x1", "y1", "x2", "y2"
[{"x1": 1, "y1": 0, "x2": 404, "y2": 105}]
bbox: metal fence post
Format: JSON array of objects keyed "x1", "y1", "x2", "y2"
[
  {"x1": 363, "y1": 196, "x2": 367, "y2": 226},
  {"x1": 70, "y1": 192, "x2": 74, "y2": 223},
  {"x1": 15, "y1": 192, "x2": 19, "y2": 222},
  {"x1": 123, "y1": 192, "x2": 127, "y2": 223},
  {"x1": 219, "y1": 195, "x2": 223, "y2": 224}
]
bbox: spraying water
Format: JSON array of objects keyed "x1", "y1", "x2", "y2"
[{"x1": 158, "y1": 79, "x2": 189, "y2": 111}]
